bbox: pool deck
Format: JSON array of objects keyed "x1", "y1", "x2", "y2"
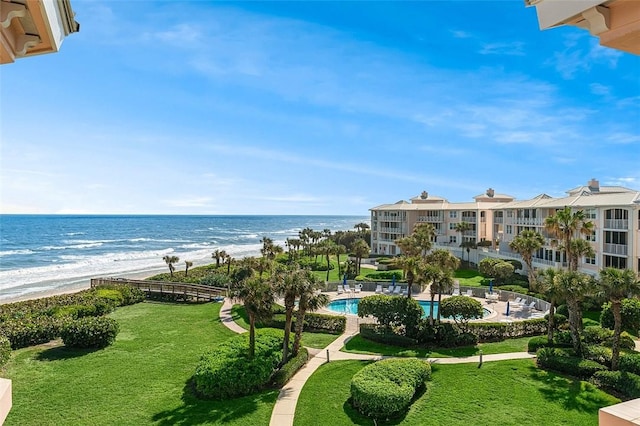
[{"x1": 320, "y1": 289, "x2": 547, "y2": 322}]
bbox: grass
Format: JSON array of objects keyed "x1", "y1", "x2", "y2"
[
  {"x1": 231, "y1": 304, "x2": 340, "y2": 349},
  {"x1": 3, "y1": 302, "x2": 279, "y2": 426},
  {"x1": 342, "y1": 335, "x2": 534, "y2": 358},
  {"x1": 454, "y1": 269, "x2": 488, "y2": 287},
  {"x1": 294, "y1": 359, "x2": 620, "y2": 426}
]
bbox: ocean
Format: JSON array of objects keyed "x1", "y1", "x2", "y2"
[{"x1": 0, "y1": 215, "x2": 369, "y2": 302}]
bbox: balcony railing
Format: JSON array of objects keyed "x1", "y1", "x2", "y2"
[
  {"x1": 604, "y1": 219, "x2": 628, "y2": 229},
  {"x1": 460, "y1": 217, "x2": 477, "y2": 223},
  {"x1": 494, "y1": 217, "x2": 504, "y2": 224},
  {"x1": 514, "y1": 218, "x2": 543, "y2": 226},
  {"x1": 603, "y1": 243, "x2": 628, "y2": 256},
  {"x1": 380, "y1": 227, "x2": 404, "y2": 233},
  {"x1": 417, "y1": 216, "x2": 443, "y2": 223}
]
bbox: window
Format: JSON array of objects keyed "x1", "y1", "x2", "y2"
[
  {"x1": 604, "y1": 255, "x2": 626, "y2": 269},
  {"x1": 506, "y1": 225, "x2": 512, "y2": 234},
  {"x1": 585, "y1": 256, "x2": 596, "y2": 265},
  {"x1": 449, "y1": 211, "x2": 457, "y2": 218},
  {"x1": 605, "y1": 209, "x2": 628, "y2": 220},
  {"x1": 506, "y1": 210, "x2": 513, "y2": 218},
  {"x1": 449, "y1": 223, "x2": 457, "y2": 230},
  {"x1": 585, "y1": 209, "x2": 596, "y2": 219},
  {"x1": 605, "y1": 231, "x2": 627, "y2": 245},
  {"x1": 449, "y1": 236, "x2": 457, "y2": 244},
  {"x1": 586, "y1": 230, "x2": 596, "y2": 242}
]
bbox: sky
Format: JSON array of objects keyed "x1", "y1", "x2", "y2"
[{"x1": 1, "y1": 1, "x2": 639, "y2": 216}]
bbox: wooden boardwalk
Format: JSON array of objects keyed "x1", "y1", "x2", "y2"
[{"x1": 90, "y1": 277, "x2": 226, "y2": 302}]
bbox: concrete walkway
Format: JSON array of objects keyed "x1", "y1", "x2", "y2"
[{"x1": 218, "y1": 298, "x2": 536, "y2": 426}]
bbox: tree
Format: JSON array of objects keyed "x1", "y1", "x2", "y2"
[
  {"x1": 352, "y1": 239, "x2": 370, "y2": 275},
  {"x1": 334, "y1": 243, "x2": 346, "y2": 277},
  {"x1": 537, "y1": 268, "x2": 564, "y2": 344},
  {"x1": 318, "y1": 240, "x2": 337, "y2": 282},
  {"x1": 184, "y1": 260, "x2": 193, "y2": 277},
  {"x1": 568, "y1": 238, "x2": 595, "y2": 271},
  {"x1": 598, "y1": 268, "x2": 640, "y2": 370},
  {"x1": 395, "y1": 236, "x2": 421, "y2": 257},
  {"x1": 554, "y1": 270, "x2": 595, "y2": 356},
  {"x1": 509, "y1": 230, "x2": 544, "y2": 291},
  {"x1": 292, "y1": 271, "x2": 330, "y2": 355},
  {"x1": 544, "y1": 206, "x2": 594, "y2": 271},
  {"x1": 425, "y1": 249, "x2": 460, "y2": 321},
  {"x1": 230, "y1": 275, "x2": 275, "y2": 358},
  {"x1": 212, "y1": 249, "x2": 225, "y2": 268},
  {"x1": 478, "y1": 257, "x2": 513, "y2": 285},
  {"x1": 272, "y1": 264, "x2": 306, "y2": 364},
  {"x1": 163, "y1": 255, "x2": 179, "y2": 277},
  {"x1": 224, "y1": 254, "x2": 234, "y2": 275},
  {"x1": 454, "y1": 222, "x2": 473, "y2": 261},
  {"x1": 421, "y1": 264, "x2": 443, "y2": 325},
  {"x1": 354, "y1": 222, "x2": 370, "y2": 234},
  {"x1": 439, "y1": 296, "x2": 483, "y2": 333},
  {"x1": 412, "y1": 223, "x2": 435, "y2": 256},
  {"x1": 396, "y1": 255, "x2": 422, "y2": 298}
]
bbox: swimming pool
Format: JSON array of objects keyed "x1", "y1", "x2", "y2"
[{"x1": 326, "y1": 298, "x2": 491, "y2": 318}]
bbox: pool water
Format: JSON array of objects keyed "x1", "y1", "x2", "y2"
[{"x1": 326, "y1": 298, "x2": 491, "y2": 318}]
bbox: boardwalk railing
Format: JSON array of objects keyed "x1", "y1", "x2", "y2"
[{"x1": 90, "y1": 277, "x2": 227, "y2": 302}]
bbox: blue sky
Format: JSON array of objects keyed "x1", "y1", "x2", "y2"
[{"x1": 1, "y1": 1, "x2": 638, "y2": 215}]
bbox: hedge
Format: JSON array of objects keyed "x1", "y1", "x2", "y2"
[
  {"x1": 0, "y1": 316, "x2": 67, "y2": 349},
  {"x1": 528, "y1": 336, "x2": 551, "y2": 353},
  {"x1": 592, "y1": 370, "x2": 640, "y2": 399},
  {"x1": 194, "y1": 328, "x2": 285, "y2": 399},
  {"x1": 601, "y1": 298, "x2": 640, "y2": 333},
  {"x1": 351, "y1": 358, "x2": 430, "y2": 419},
  {"x1": 619, "y1": 353, "x2": 640, "y2": 376},
  {"x1": 360, "y1": 324, "x2": 418, "y2": 347},
  {"x1": 266, "y1": 312, "x2": 346, "y2": 334},
  {"x1": 582, "y1": 326, "x2": 636, "y2": 350},
  {"x1": 0, "y1": 335, "x2": 10, "y2": 368},
  {"x1": 60, "y1": 316, "x2": 120, "y2": 349},
  {"x1": 536, "y1": 347, "x2": 607, "y2": 379},
  {"x1": 272, "y1": 347, "x2": 309, "y2": 388},
  {"x1": 467, "y1": 318, "x2": 547, "y2": 342},
  {"x1": 582, "y1": 345, "x2": 612, "y2": 368}
]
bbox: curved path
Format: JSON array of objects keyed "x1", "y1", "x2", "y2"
[{"x1": 219, "y1": 298, "x2": 536, "y2": 426}]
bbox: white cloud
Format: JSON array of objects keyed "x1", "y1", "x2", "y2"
[
  {"x1": 479, "y1": 41, "x2": 525, "y2": 56},
  {"x1": 549, "y1": 36, "x2": 623, "y2": 79}
]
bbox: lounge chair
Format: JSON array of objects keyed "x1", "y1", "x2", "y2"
[
  {"x1": 392, "y1": 286, "x2": 402, "y2": 295},
  {"x1": 511, "y1": 297, "x2": 523, "y2": 306},
  {"x1": 337, "y1": 285, "x2": 344, "y2": 294},
  {"x1": 401, "y1": 286, "x2": 408, "y2": 296},
  {"x1": 465, "y1": 289, "x2": 473, "y2": 297},
  {"x1": 452, "y1": 288, "x2": 460, "y2": 296},
  {"x1": 384, "y1": 285, "x2": 395, "y2": 294},
  {"x1": 375, "y1": 284, "x2": 383, "y2": 294},
  {"x1": 346, "y1": 284, "x2": 354, "y2": 293},
  {"x1": 522, "y1": 301, "x2": 536, "y2": 311},
  {"x1": 354, "y1": 284, "x2": 362, "y2": 293}
]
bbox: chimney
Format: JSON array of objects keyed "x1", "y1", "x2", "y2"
[
  {"x1": 588, "y1": 178, "x2": 600, "y2": 192},
  {"x1": 486, "y1": 188, "x2": 495, "y2": 198},
  {"x1": 420, "y1": 191, "x2": 428, "y2": 199}
]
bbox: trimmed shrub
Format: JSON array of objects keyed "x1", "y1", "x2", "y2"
[
  {"x1": 0, "y1": 317, "x2": 67, "y2": 349},
  {"x1": 0, "y1": 335, "x2": 10, "y2": 368},
  {"x1": 544, "y1": 313, "x2": 568, "y2": 328},
  {"x1": 194, "y1": 328, "x2": 285, "y2": 399},
  {"x1": 601, "y1": 299, "x2": 640, "y2": 333},
  {"x1": 357, "y1": 271, "x2": 403, "y2": 281},
  {"x1": 272, "y1": 347, "x2": 309, "y2": 388},
  {"x1": 351, "y1": 358, "x2": 430, "y2": 419},
  {"x1": 439, "y1": 296, "x2": 483, "y2": 333},
  {"x1": 95, "y1": 289, "x2": 125, "y2": 306},
  {"x1": 592, "y1": 370, "x2": 640, "y2": 399},
  {"x1": 266, "y1": 312, "x2": 346, "y2": 335},
  {"x1": 199, "y1": 272, "x2": 231, "y2": 288},
  {"x1": 60, "y1": 316, "x2": 119, "y2": 348},
  {"x1": 414, "y1": 322, "x2": 477, "y2": 348},
  {"x1": 94, "y1": 284, "x2": 145, "y2": 306},
  {"x1": 582, "y1": 326, "x2": 636, "y2": 350},
  {"x1": 360, "y1": 324, "x2": 418, "y2": 347},
  {"x1": 619, "y1": 353, "x2": 640, "y2": 376},
  {"x1": 582, "y1": 345, "x2": 612, "y2": 368},
  {"x1": 528, "y1": 336, "x2": 551, "y2": 352},
  {"x1": 50, "y1": 304, "x2": 98, "y2": 319},
  {"x1": 358, "y1": 295, "x2": 422, "y2": 337},
  {"x1": 536, "y1": 347, "x2": 607, "y2": 379},
  {"x1": 498, "y1": 285, "x2": 530, "y2": 294}
]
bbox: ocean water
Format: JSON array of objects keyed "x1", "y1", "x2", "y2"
[{"x1": 0, "y1": 215, "x2": 369, "y2": 302}]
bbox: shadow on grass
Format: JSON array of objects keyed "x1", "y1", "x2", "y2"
[
  {"x1": 526, "y1": 364, "x2": 617, "y2": 413},
  {"x1": 343, "y1": 383, "x2": 428, "y2": 425},
  {"x1": 35, "y1": 345, "x2": 104, "y2": 361},
  {"x1": 151, "y1": 378, "x2": 279, "y2": 426},
  {"x1": 342, "y1": 335, "x2": 480, "y2": 358}
]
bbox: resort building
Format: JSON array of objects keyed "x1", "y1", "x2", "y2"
[
  {"x1": 370, "y1": 179, "x2": 640, "y2": 275},
  {"x1": 1, "y1": 0, "x2": 79, "y2": 64},
  {"x1": 525, "y1": 0, "x2": 640, "y2": 55}
]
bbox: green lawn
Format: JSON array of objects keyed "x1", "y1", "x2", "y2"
[
  {"x1": 294, "y1": 359, "x2": 619, "y2": 426},
  {"x1": 454, "y1": 269, "x2": 488, "y2": 287},
  {"x1": 230, "y1": 304, "x2": 339, "y2": 349},
  {"x1": 3, "y1": 302, "x2": 279, "y2": 426},
  {"x1": 342, "y1": 335, "x2": 534, "y2": 358}
]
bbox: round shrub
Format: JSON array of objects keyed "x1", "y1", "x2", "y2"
[
  {"x1": 536, "y1": 347, "x2": 607, "y2": 379},
  {"x1": 592, "y1": 370, "x2": 640, "y2": 399},
  {"x1": 528, "y1": 336, "x2": 551, "y2": 353},
  {"x1": 95, "y1": 289, "x2": 125, "y2": 306},
  {"x1": 0, "y1": 335, "x2": 10, "y2": 368},
  {"x1": 351, "y1": 359, "x2": 430, "y2": 419},
  {"x1": 439, "y1": 296, "x2": 483, "y2": 333},
  {"x1": 194, "y1": 328, "x2": 284, "y2": 399},
  {"x1": 620, "y1": 353, "x2": 640, "y2": 375},
  {"x1": 582, "y1": 345, "x2": 612, "y2": 368},
  {"x1": 0, "y1": 317, "x2": 67, "y2": 349},
  {"x1": 60, "y1": 316, "x2": 119, "y2": 348}
]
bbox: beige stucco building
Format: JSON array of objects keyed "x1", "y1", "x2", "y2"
[
  {"x1": 525, "y1": 0, "x2": 640, "y2": 55},
  {"x1": 1, "y1": 0, "x2": 79, "y2": 64},
  {"x1": 370, "y1": 179, "x2": 640, "y2": 275}
]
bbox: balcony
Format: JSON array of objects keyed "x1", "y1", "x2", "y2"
[
  {"x1": 380, "y1": 227, "x2": 404, "y2": 234},
  {"x1": 417, "y1": 216, "x2": 443, "y2": 223},
  {"x1": 603, "y1": 243, "x2": 628, "y2": 256},
  {"x1": 514, "y1": 218, "x2": 543, "y2": 226},
  {"x1": 494, "y1": 217, "x2": 504, "y2": 224},
  {"x1": 604, "y1": 219, "x2": 629, "y2": 229},
  {"x1": 460, "y1": 217, "x2": 477, "y2": 223}
]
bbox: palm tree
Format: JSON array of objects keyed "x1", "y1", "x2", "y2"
[
  {"x1": 509, "y1": 230, "x2": 545, "y2": 291},
  {"x1": 412, "y1": 222, "x2": 435, "y2": 257},
  {"x1": 454, "y1": 222, "x2": 472, "y2": 261},
  {"x1": 421, "y1": 263, "x2": 442, "y2": 325},
  {"x1": 568, "y1": 238, "x2": 595, "y2": 271},
  {"x1": 397, "y1": 255, "x2": 421, "y2": 298},
  {"x1": 272, "y1": 264, "x2": 306, "y2": 364},
  {"x1": 292, "y1": 271, "x2": 330, "y2": 355},
  {"x1": 318, "y1": 240, "x2": 337, "y2": 282},
  {"x1": 352, "y1": 239, "x2": 370, "y2": 275},
  {"x1": 163, "y1": 255, "x2": 179, "y2": 277},
  {"x1": 224, "y1": 254, "x2": 234, "y2": 275},
  {"x1": 231, "y1": 275, "x2": 275, "y2": 358},
  {"x1": 354, "y1": 222, "x2": 370, "y2": 234},
  {"x1": 334, "y1": 243, "x2": 346, "y2": 277},
  {"x1": 426, "y1": 249, "x2": 460, "y2": 322},
  {"x1": 544, "y1": 206, "x2": 594, "y2": 271},
  {"x1": 537, "y1": 268, "x2": 563, "y2": 344},
  {"x1": 554, "y1": 270, "x2": 595, "y2": 356},
  {"x1": 212, "y1": 249, "x2": 223, "y2": 268},
  {"x1": 184, "y1": 260, "x2": 193, "y2": 277},
  {"x1": 395, "y1": 235, "x2": 421, "y2": 257},
  {"x1": 598, "y1": 268, "x2": 640, "y2": 370}
]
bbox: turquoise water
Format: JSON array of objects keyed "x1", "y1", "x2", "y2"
[{"x1": 327, "y1": 298, "x2": 491, "y2": 318}]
